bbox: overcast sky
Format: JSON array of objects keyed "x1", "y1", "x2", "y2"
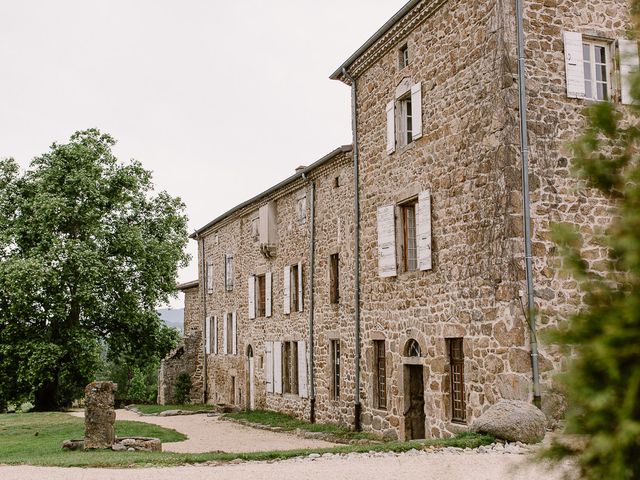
[{"x1": 0, "y1": 0, "x2": 407, "y2": 308}]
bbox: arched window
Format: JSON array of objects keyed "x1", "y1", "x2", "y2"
[
  {"x1": 405, "y1": 339, "x2": 421, "y2": 357},
  {"x1": 247, "y1": 345, "x2": 253, "y2": 357}
]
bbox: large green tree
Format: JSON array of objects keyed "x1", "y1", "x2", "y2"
[{"x1": 0, "y1": 129, "x2": 189, "y2": 410}]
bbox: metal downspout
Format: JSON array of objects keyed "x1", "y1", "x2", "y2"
[
  {"x1": 515, "y1": 0, "x2": 541, "y2": 407},
  {"x1": 342, "y1": 67, "x2": 362, "y2": 431},
  {"x1": 198, "y1": 234, "x2": 209, "y2": 403},
  {"x1": 307, "y1": 177, "x2": 317, "y2": 423}
]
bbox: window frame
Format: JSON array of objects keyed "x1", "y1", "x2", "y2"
[
  {"x1": 226, "y1": 312, "x2": 234, "y2": 354},
  {"x1": 399, "y1": 44, "x2": 409, "y2": 69},
  {"x1": 329, "y1": 253, "x2": 340, "y2": 304},
  {"x1": 398, "y1": 94, "x2": 413, "y2": 148},
  {"x1": 256, "y1": 274, "x2": 266, "y2": 317},
  {"x1": 448, "y1": 338, "x2": 466, "y2": 423},
  {"x1": 400, "y1": 199, "x2": 418, "y2": 272},
  {"x1": 582, "y1": 39, "x2": 614, "y2": 101},
  {"x1": 291, "y1": 264, "x2": 300, "y2": 311},
  {"x1": 224, "y1": 254, "x2": 234, "y2": 291},
  {"x1": 282, "y1": 341, "x2": 299, "y2": 395},
  {"x1": 331, "y1": 339, "x2": 341, "y2": 400},
  {"x1": 373, "y1": 340, "x2": 387, "y2": 410}
]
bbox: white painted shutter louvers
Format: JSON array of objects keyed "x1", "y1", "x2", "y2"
[
  {"x1": 232, "y1": 311, "x2": 237, "y2": 355},
  {"x1": 297, "y1": 340, "x2": 308, "y2": 398},
  {"x1": 206, "y1": 261, "x2": 213, "y2": 294},
  {"x1": 411, "y1": 83, "x2": 422, "y2": 140},
  {"x1": 297, "y1": 262, "x2": 303, "y2": 312},
  {"x1": 386, "y1": 100, "x2": 396, "y2": 154},
  {"x1": 417, "y1": 190, "x2": 433, "y2": 271},
  {"x1": 273, "y1": 341, "x2": 283, "y2": 394},
  {"x1": 205, "y1": 316, "x2": 211, "y2": 354},
  {"x1": 222, "y1": 312, "x2": 228, "y2": 354},
  {"x1": 619, "y1": 39, "x2": 639, "y2": 105},
  {"x1": 265, "y1": 341, "x2": 273, "y2": 393},
  {"x1": 265, "y1": 271, "x2": 272, "y2": 317},
  {"x1": 563, "y1": 31, "x2": 586, "y2": 99},
  {"x1": 377, "y1": 205, "x2": 397, "y2": 277},
  {"x1": 283, "y1": 266, "x2": 291, "y2": 314},
  {"x1": 213, "y1": 316, "x2": 218, "y2": 354},
  {"x1": 248, "y1": 275, "x2": 256, "y2": 319}
]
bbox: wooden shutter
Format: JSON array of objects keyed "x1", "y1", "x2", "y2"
[
  {"x1": 205, "y1": 316, "x2": 211, "y2": 354},
  {"x1": 265, "y1": 341, "x2": 274, "y2": 393},
  {"x1": 297, "y1": 261, "x2": 303, "y2": 312},
  {"x1": 563, "y1": 31, "x2": 585, "y2": 98},
  {"x1": 297, "y1": 340, "x2": 308, "y2": 398},
  {"x1": 283, "y1": 266, "x2": 291, "y2": 314},
  {"x1": 417, "y1": 190, "x2": 433, "y2": 271},
  {"x1": 232, "y1": 311, "x2": 237, "y2": 355},
  {"x1": 222, "y1": 312, "x2": 228, "y2": 354},
  {"x1": 273, "y1": 341, "x2": 283, "y2": 394},
  {"x1": 386, "y1": 100, "x2": 396, "y2": 154},
  {"x1": 206, "y1": 261, "x2": 213, "y2": 293},
  {"x1": 265, "y1": 271, "x2": 272, "y2": 317},
  {"x1": 248, "y1": 275, "x2": 256, "y2": 319},
  {"x1": 377, "y1": 205, "x2": 397, "y2": 277},
  {"x1": 411, "y1": 83, "x2": 422, "y2": 140},
  {"x1": 213, "y1": 316, "x2": 218, "y2": 354},
  {"x1": 619, "y1": 39, "x2": 639, "y2": 105}
]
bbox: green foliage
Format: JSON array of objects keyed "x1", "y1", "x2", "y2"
[
  {"x1": 544, "y1": 73, "x2": 640, "y2": 479},
  {"x1": 127, "y1": 368, "x2": 150, "y2": 404},
  {"x1": 0, "y1": 129, "x2": 189, "y2": 410},
  {"x1": 173, "y1": 372, "x2": 192, "y2": 405}
]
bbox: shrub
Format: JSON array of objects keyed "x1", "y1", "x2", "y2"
[
  {"x1": 174, "y1": 372, "x2": 192, "y2": 404},
  {"x1": 128, "y1": 367, "x2": 149, "y2": 404}
]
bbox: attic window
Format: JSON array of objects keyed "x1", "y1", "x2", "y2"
[{"x1": 399, "y1": 44, "x2": 409, "y2": 69}]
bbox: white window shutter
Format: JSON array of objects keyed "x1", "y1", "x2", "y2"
[
  {"x1": 232, "y1": 311, "x2": 237, "y2": 355},
  {"x1": 563, "y1": 31, "x2": 585, "y2": 98},
  {"x1": 377, "y1": 205, "x2": 397, "y2": 277},
  {"x1": 297, "y1": 262, "x2": 303, "y2": 312},
  {"x1": 265, "y1": 341, "x2": 273, "y2": 393},
  {"x1": 213, "y1": 316, "x2": 218, "y2": 354},
  {"x1": 273, "y1": 341, "x2": 283, "y2": 394},
  {"x1": 297, "y1": 340, "x2": 308, "y2": 398},
  {"x1": 248, "y1": 275, "x2": 256, "y2": 320},
  {"x1": 386, "y1": 100, "x2": 396, "y2": 154},
  {"x1": 417, "y1": 190, "x2": 433, "y2": 271},
  {"x1": 222, "y1": 312, "x2": 228, "y2": 354},
  {"x1": 206, "y1": 261, "x2": 213, "y2": 293},
  {"x1": 265, "y1": 271, "x2": 272, "y2": 317},
  {"x1": 411, "y1": 83, "x2": 422, "y2": 140},
  {"x1": 205, "y1": 316, "x2": 211, "y2": 354},
  {"x1": 283, "y1": 266, "x2": 291, "y2": 314},
  {"x1": 619, "y1": 39, "x2": 639, "y2": 105}
]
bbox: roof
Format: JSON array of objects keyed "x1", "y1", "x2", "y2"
[
  {"x1": 176, "y1": 280, "x2": 199, "y2": 291},
  {"x1": 330, "y1": 0, "x2": 421, "y2": 82},
  {"x1": 190, "y1": 145, "x2": 352, "y2": 239}
]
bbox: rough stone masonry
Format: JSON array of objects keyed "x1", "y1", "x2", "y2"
[{"x1": 84, "y1": 381, "x2": 117, "y2": 449}]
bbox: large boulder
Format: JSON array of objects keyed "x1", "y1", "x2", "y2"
[{"x1": 471, "y1": 400, "x2": 546, "y2": 444}]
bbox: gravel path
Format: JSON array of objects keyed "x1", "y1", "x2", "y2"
[
  {"x1": 0, "y1": 449, "x2": 571, "y2": 480},
  {"x1": 67, "y1": 409, "x2": 337, "y2": 453}
]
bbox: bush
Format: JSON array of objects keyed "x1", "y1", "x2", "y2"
[
  {"x1": 127, "y1": 368, "x2": 149, "y2": 404},
  {"x1": 174, "y1": 373, "x2": 192, "y2": 404}
]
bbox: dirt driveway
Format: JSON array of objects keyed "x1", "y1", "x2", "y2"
[{"x1": 68, "y1": 409, "x2": 337, "y2": 453}]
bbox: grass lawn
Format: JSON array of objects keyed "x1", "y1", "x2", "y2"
[
  {"x1": 0, "y1": 411, "x2": 494, "y2": 467},
  {"x1": 131, "y1": 404, "x2": 215, "y2": 415}
]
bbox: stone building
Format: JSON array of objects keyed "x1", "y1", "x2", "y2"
[{"x1": 161, "y1": 0, "x2": 637, "y2": 440}]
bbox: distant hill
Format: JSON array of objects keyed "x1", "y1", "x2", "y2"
[{"x1": 158, "y1": 308, "x2": 184, "y2": 333}]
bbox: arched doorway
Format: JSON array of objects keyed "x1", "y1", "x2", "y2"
[
  {"x1": 247, "y1": 345, "x2": 255, "y2": 410},
  {"x1": 403, "y1": 339, "x2": 425, "y2": 440}
]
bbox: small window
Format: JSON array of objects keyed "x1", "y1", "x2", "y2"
[
  {"x1": 256, "y1": 274, "x2": 266, "y2": 317},
  {"x1": 329, "y1": 253, "x2": 339, "y2": 304},
  {"x1": 291, "y1": 263, "x2": 300, "y2": 311},
  {"x1": 206, "y1": 260, "x2": 214, "y2": 294},
  {"x1": 374, "y1": 340, "x2": 387, "y2": 410},
  {"x1": 226, "y1": 313, "x2": 234, "y2": 354},
  {"x1": 225, "y1": 255, "x2": 234, "y2": 291},
  {"x1": 250, "y1": 217, "x2": 259, "y2": 242},
  {"x1": 282, "y1": 341, "x2": 299, "y2": 395},
  {"x1": 583, "y1": 41, "x2": 611, "y2": 101},
  {"x1": 230, "y1": 375, "x2": 236, "y2": 404},
  {"x1": 448, "y1": 338, "x2": 466, "y2": 423},
  {"x1": 406, "y1": 339, "x2": 421, "y2": 357},
  {"x1": 399, "y1": 44, "x2": 409, "y2": 69},
  {"x1": 398, "y1": 95, "x2": 413, "y2": 147},
  {"x1": 333, "y1": 176, "x2": 340, "y2": 188},
  {"x1": 331, "y1": 339, "x2": 341, "y2": 400},
  {"x1": 296, "y1": 196, "x2": 307, "y2": 224},
  {"x1": 401, "y1": 201, "x2": 418, "y2": 272}
]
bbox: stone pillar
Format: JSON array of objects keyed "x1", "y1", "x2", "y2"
[{"x1": 84, "y1": 381, "x2": 117, "y2": 449}]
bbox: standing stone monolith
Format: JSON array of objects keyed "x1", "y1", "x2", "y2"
[{"x1": 84, "y1": 381, "x2": 117, "y2": 449}]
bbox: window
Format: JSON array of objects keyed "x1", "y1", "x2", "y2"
[
  {"x1": 583, "y1": 41, "x2": 610, "y2": 101},
  {"x1": 250, "y1": 217, "x2": 259, "y2": 242},
  {"x1": 291, "y1": 263, "x2": 300, "y2": 311},
  {"x1": 374, "y1": 340, "x2": 387, "y2": 410},
  {"x1": 398, "y1": 95, "x2": 413, "y2": 147},
  {"x1": 230, "y1": 376, "x2": 236, "y2": 404},
  {"x1": 448, "y1": 338, "x2": 466, "y2": 423},
  {"x1": 399, "y1": 44, "x2": 409, "y2": 69},
  {"x1": 333, "y1": 175, "x2": 340, "y2": 188},
  {"x1": 296, "y1": 196, "x2": 307, "y2": 224},
  {"x1": 282, "y1": 341, "x2": 299, "y2": 395},
  {"x1": 256, "y1": 274, "x2": 266, "y2": 317},
  {"x1": 406, "y1": 339, "x2": 421, "y2": 357},
  {"x1": 331, "y1": 340, "x2": 341, "y2": 400},
  {"x1": 226, "y1": 312, "x2": 234, "y2": 354},
  {"x1": 206, "y1": 260, "x2": 214, "y2": 294},
  {"x1": 225, "y1": 254, "x2": 234, "y2": 291},
  {"x1": 329, "y1": 253, "x2": 339, "y2": 304},
  {"x1": 401, "y1": 201, "x2": 418, "y2": 272}
]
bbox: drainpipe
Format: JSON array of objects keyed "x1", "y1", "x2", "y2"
[
  {"x1": 306, "y1": 175, "x2": 317, "y2": 423},
  {"x1": 342, "y1": 67, "x2": 362, "y2": 431},
  {"x1": 198, "y1": 233, "x2": 209, "y2": 404},
  {"x1": 515, "y1": 0, "x2": 541, "y2": 407}
]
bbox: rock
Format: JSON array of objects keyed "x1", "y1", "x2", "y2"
[
  {"x1": 308, "y1": 453, "x2": 321, "y2": 459},
  {"x1": 62, "y1": 439, "x2": 84, "y2": 450},
  {"x1": 84, "y1": 381, "x2": 117, "y2": 449},
  {"x1": 128, "y1": 447, "x2": 135, "y2": 452},
  {"x1": 471, "y1": 400, "x2": 546, "y2": 444},
  {"x1": 158, "y1": 409, "x2": 181, "y2": 417},
  {"x1": 112, "y1": 443, "x2": 126, "y2": 451}
]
